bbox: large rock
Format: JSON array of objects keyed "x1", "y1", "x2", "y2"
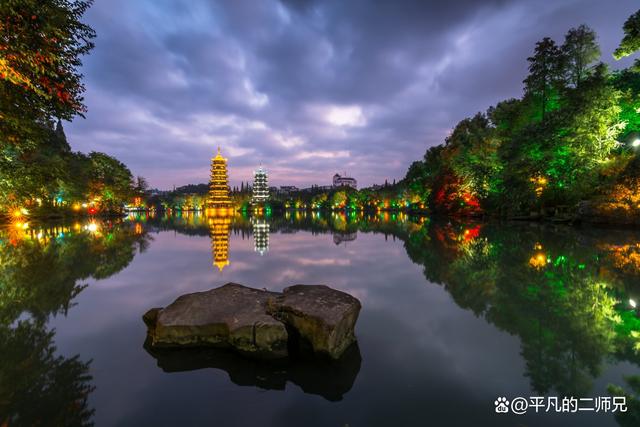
[
  {"x1": 144, "y1": 283, "x2": 289, "y2": 359},
  {"x1": 143, "y1": 283, "x2": 361, "y2": 361},
  {"x1": 268, "y1": 285, "x2": 361, "y2": 359}
]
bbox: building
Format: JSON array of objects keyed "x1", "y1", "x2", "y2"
[
  {"x1": 251, "y1": 165, "x2": 269, "y2": 204},
  {"x1": 333, "y1": 173, "x2": 357, "y2": 189},
  {"x1": 208, "y1": 147, "x2": 232, "y2": 208}
]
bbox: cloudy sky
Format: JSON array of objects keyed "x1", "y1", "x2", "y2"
[{"x1": 66, "y1": 0, "x2": 638, "y2": 190}]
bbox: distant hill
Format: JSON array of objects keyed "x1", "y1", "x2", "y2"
[{"x1": 173, "y1": 183, "x2": 209, "y2": 195}]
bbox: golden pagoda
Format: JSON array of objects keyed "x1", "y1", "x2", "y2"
[
  {"x1": 207, "y1": 147, "x2": 232, "y2": 213},
  {"x1": 209, "y1": 216, "x2": 231, "y2": 271}
]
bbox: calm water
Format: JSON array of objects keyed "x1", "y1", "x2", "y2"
[{"x1": 1, "y1": 212, "x2": 640, "y2": 427}]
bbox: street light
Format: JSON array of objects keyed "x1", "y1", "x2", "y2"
[{"x1": 632, "y1": 139, "x2": 640, "y2": 148}]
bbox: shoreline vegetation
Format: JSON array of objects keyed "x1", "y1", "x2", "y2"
[{"x1": 3, "y1": 3, "x2": 640, "y2": 228}]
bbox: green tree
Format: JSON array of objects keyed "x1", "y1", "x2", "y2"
[
  {"x1": 0, "y1": 0, "x2": 95, "y2": 152},
  {"x1": 562, "y1": 25, "x2": 600, "y2": 87},
  {"x1": 88, "y1": 152, "x2": 134, "y2": 210},
  {"x1": 614, "y1": 9, "x2": 640, "y2": 69},
  {"x1": 524, "y1": 37, "x2": 565, "y2": 120}
]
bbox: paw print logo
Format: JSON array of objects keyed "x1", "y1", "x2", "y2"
[{"x1": 495, "y1": 397, "x2": 510, "y2": 413}]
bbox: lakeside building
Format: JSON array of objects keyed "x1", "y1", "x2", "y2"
[
  {"x1": 333, "y1": 173, "x2": 357, "y2": 189},
  {"x1": 208, "y1": 147, "x2": 232, "y2": 210},
  {"x1": 251, "y1": 166, "x2": 269, "y2": 204}
]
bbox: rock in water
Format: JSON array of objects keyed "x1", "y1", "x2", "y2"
[
  {"x1": 144, "y1": 283, "x2": 289, "y2": 359},
  {"x1": 143, "y1": 283, "x2": 361, "y2": 360},
  {"x1": 268, "y1": 285, "x2": 361, "y2": 359}
]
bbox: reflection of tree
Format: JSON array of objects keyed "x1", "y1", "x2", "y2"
[
  {"x1": 405, "y1": 221, "x2": 639, "y2": 397},
  {"x1": 608, "y1": 376, "x2": 640, "y2": 427},
  {"x1": 0, "y1": 321, "x2": 94, "y2": 427},
  {"x1": 0, "y1": 221, "x2": 150, "y2": 425},
  {"x1": 0, "y1": 223, "x2": 151, "y2": 324}
]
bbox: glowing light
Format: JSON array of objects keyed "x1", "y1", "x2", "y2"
[
  {"x1": 72, "y1": 203, "x2": 81, "y2": 211},
  {"x1": 631, "y1": 299, "x2": 637, "y2": 309},
  {"x1": 529, "y1": 253, "x2": 548, "y2": 269},
  {"x1": 632, "y1": 139, "x2": 640, "y2": 148},
  {"x1": 14, "y1": 221, "x2": 29, "y2": 230},
  {"x1": 87, "y1": 222, "x2": 98, "y2": 232}
]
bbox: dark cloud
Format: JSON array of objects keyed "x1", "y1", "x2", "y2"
[{"x1": 66, "y1": 0, "x2": 639, "y2": 189}]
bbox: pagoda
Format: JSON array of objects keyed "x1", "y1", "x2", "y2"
[
  {"x1": 208, "y1": 147, "x2": 232, "y2": 211},
  {"x1": 251, "y1": 165, "x2": 269, "y2": 205}
]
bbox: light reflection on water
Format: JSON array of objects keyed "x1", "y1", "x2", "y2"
[{"x1": 1, "y1": 212, "x2": 640, "y2": 426}]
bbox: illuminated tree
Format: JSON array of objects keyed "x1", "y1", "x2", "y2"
[
  {"x1": 0, "y1": 0, "x2": 95, "y2": 151},
  {"x1": 614, "y1": 9, "x2": 640, "y2": 69},
  {"x1": 523, "y1": 37, "x2": 564, "y2": 120}
]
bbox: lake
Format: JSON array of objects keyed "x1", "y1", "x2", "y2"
[{"x1": 1, "y1": 211, "x2": 639, "y2": 427}]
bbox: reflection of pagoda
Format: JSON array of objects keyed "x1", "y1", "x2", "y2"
[
  {"x1": 252, "y1": 217, "x2": 269, "y2": 255},
  {"x1": 333, "y1": 232, "x2": 357, "y2": 246},
  {"x1": 209, "y1": 216, "x2": 231, "y2": 271},
  {"x1": 208, "y1": 147, "x2": 232, "y2": 211}
]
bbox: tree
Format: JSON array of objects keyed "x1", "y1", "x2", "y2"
[
  {"x1": 445, "y1": 112, "x2": 502, "y2": 201},
  {"x1": 523, "y1": 37, "x2": 564, "y2": 120},
  {"x1": 562, "y1": 25, "x2": 600, "y2": 87},
  {"x1": 614, "y1": 9, "x2": 640, "y2": 68},
  {"x1": 0, "y1": 0, "x2": 96, "y2": 152},
  {"x1": 88, "y1": 152, "x2": 134, "y2": 210},
  {"x1": 134, "y1": 176, "x2": 149, "y2": 195}
]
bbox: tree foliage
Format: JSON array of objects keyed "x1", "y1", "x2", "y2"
[
  {"x1": 614, "y1": 9, "x2": 640, "y2": 62},
  {"x1": 0, "y1": 0, "x2": 95, "y2": 152}
]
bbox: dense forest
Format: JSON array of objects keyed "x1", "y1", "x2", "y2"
[
  {"x1": 0, "y1": 0, "x2": 143, "y2": 219},
  {"x1": 401, "y1": 11, "x2": 640, "y2": 220}
]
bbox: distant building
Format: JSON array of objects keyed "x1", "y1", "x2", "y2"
[
  {"x1": 310, "y1": 185, "x2": 333, "y2": 191},
  {"x1": 333, "y1": 173, "x2": 357, "y2": 189},
  {"x1": 251, "y1": 166, "x2": 269, "y2": 204},
  {"x1": 279, "y1": 186, "x2": 299, "y2": 194}
]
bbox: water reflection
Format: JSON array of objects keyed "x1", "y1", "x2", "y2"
[
  {"x1": 208, "y1": 216, "x2": 231, "y2": 271},
  {"x1": 144, "y1": 339, "x2": 361, "y2": 402},
  {"x1": 0, "y1": 220, "x2": 151, "y2": 425},
  {"x1": 136, "y1": 211, "x2": 640, "y2": 425},
  {"x1": 251, "y1": 217, "x2": 269, "y2": 255},
  {"x1": 4, "y1": 212, "x2": 640, "y2": 426}
]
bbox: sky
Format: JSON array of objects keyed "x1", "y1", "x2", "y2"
[{"x1": 65, "y1": 0, "x2": 639, "y2": 190}]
